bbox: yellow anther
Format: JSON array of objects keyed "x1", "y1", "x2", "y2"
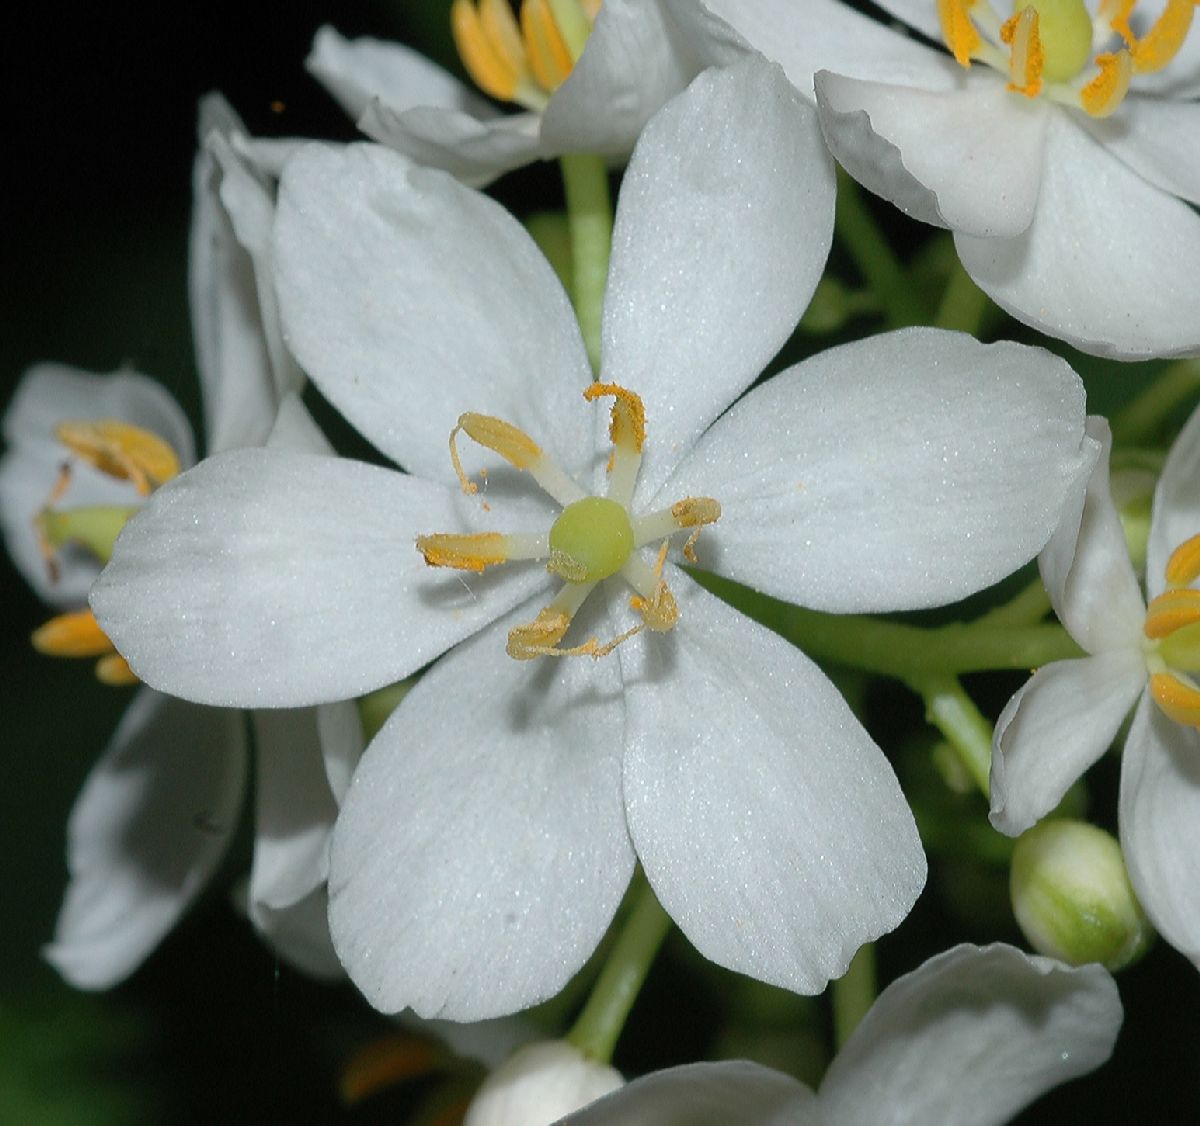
[
  {"x1": 54, "y1": 419, "x2": 181, "y2": 496},
  {"x1": 449, "y1": 412, "x2": 543, "y2": 495},
  {"x1": 670, "y1": 497, "x2": 721, "y2": 563},
  {"x1": 1080, "y1": 50, "x2": 1133, "y2": 115},
  {"x1": 1002, "y1": 6, "x2": 1046, "y2": 95},
  {"x1": 1126, "y1": 0, "x2": 1195, "y2": 73},
  {"x1": 506, "y1": 604, "x2": 641, "y2": 659},
  {"x1": 1101, "y1": 0, "x2": 1135, "y2": 38},
  {"x1": 96, "y1": 653, "x2": 139, "y2": 686},
  {"x1": 1149, "y1": 671, "x2": 1200, "y2": 727},
  {"x1": 630, "y1": 581, "x2": 679, "y2": 633},
  {"x1": 1164, "y1": 532, "x2": 1200, "y2": 588},
  {"x1": 416, "y1": 531, "x2": 510, "y2": 571},
  {"x1": 1144, "y1": 588, "x2": 1200, "y2": 638},
  {"x1": 451, "y1": 0, "x2": 525, "y2": 102},
  {"x1": 522, "y1": 0, "x2": 575, "y2": 91},
  {"x1": 940, "y1": 0, "x2": 984, "y2": 65},
  {"x1": 582, "y1": 383, "x2": 645, "y2": 455},
  {"x1": 32, "y1": 609, "x2": 116, "y2": 658}
]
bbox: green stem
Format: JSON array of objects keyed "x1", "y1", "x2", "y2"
[
  {"x1": 933, "y1": 259, "x2": 990, "y2": 335},
  {"x1": 1110, "y1": 359, "x2": 1200, "y2": 446},
  {"x1": 833, "y1": 170, "x2": 923, "y2": 330},
  {"x1": 567, "y1": 875, "x2": 671, "y2": 1064},
  {"x1": 907, "y1": 674, "x2": 995, "y2": 797},
  {"x1": 831, "y1": 943, "x2": 876, "y2": 1049},
  {"x1": 976, "y1": 577, "x2": 1051, "y2": 629},
  {"x1": 559, "y1": 152, "x2": 612, "y2": 373}
]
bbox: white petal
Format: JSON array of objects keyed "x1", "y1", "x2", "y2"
[
  {"x1": 989, "y1": 657, "x2": 1147, "y2": 836},
  {"x1": 1146, "y1": 401, "x2": 1200, "y2": 597},
  {"x1": 603, "y1": 57, "x2": 834, "y2": 502},
  {"x1": 43, "y1": 689, "x2": 245, "y2": 989},
  {"x1": 264, "y1": 392, "x2": 335, "y2": 455},
  {"x1": 1038, "y1": 417, "x2": 1144, "y2": 653},
  {"x1": 817, "y1": 943, "x2": 1122, "y2": 1126},
  {"x1": 273, "y1": 143, "x2": 594, "y2": 480},
  {"x1": 306, "y1": 25, "x2": 497, "y2": 123},
  {"x1": 0, "y1": 364, "x2": 194, "y2": 606},
  {"x1": 815, "y1": 70, "x2": 1048, "y2": 238},
  {"x1": 328, "y1": 597, "x2": 636, "y2": 1019},
  {"x1": 661, "y1": 329, "x2": 1090, "y2": 612},
  {"x1": 956, "y1": 112, "x2": 1200, "y2": 359},
  {"x1": 696, "y1": 0, "x2": 953, "y2": 97},
  {"x1": 540, "y1": 0, "x2": 746, "y2": 156},
  {"x1": 1120, "y1": 695, "x2": 1200, "y2": 967},
  {"x1": 620, "y1": 576, "x2": 925, "y2": 995},
  {"x1": 555, "y1": 1060, "x2": 816, "y2": 1126},
  {"x1": 1082, "y1": 97, "x2": 1200, "y2": 208},
  {"x1": 91, "y1": 449, "x2": 549, "y2": 707},
  {"x1": 316, "y1": 699, "x2": 366, "y2": 806},
  {"x1": 250, "y1": 884, "x2": 343, "y2": 980},
  {"x1": 361, "y1": 102, "x2": 547, "y2": 188},
  {"x1": 867, "y1": 0, "x2": 943, "y2": 41}
]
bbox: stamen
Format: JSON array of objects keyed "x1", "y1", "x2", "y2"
[
  {"x1": 521, "y1": 0, "x2": 574, "y2": 92},
  {"x1": 449, "y1": 411, "x2": 584, "y2": 506},
  {"x1": 1144, "y1": 588, "x2": 1200, "y2": 638},
  {"x1": 32, "y1": 609, "x2": 116, "y2": 658},
  {"x1": 622, "y1": 549, "x2": 679, "y2": 633},
  {"x1": 416, "y1": 531, "x2": 512, "y2": 572},
  {"x1": 1164, "y1": 532, "x2": 1200, "y2": 588},
  {"x1": 1078, "y1": 49, "x2": 1133, "y2": 115},
  {"x1": 506, "y1": 579, "x2": 638, "y2": 659},
  {"x1": 1125, "y1": 0, "x2": 1195, "y2": 73},
  {"x1": 96, "y1": 653, "x2": 138, "y2": 686},
  {"x1": 940, "y1": 0, "x2": 984, "y2": 65},
  {"x1": 631, "y1": 496, "x2": 721, "y2": 560},
  {"x1": 1002, "y1": 7, "x2": 1046, "y2": 96},
  {"x1": 584, "y1": 383, "x2": 645, "y2": 507},
  {"x1": 1149, "y1": 671, "x2": 1200, "y2": 727},
  {"x1": 451, "y1": 0, "x2": 525, "y2": 103},
  {"x1": 54, "y1": 419, "x2": 181, "y2": 496}
]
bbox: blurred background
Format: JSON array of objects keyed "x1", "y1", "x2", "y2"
[{"x1": 4, "y1": 2, "x2": 1198, "y2": 1121}]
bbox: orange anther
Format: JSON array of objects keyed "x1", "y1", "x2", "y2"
[
  {"x1": 583, "y1": 383, "x2": 645, "y2": 453},
  {"x1": 1150, "y1": 671, "x2": 1200, "y2": 727},
  {"x1": 1144, "y1": 588, "x2": 1200, "y2": 638},
  {"x1": 1080, "y1": 50, "x2": 1133, "y2": 116},
  {"x1": 416, "y1": 532, "x2": 510, "y2": 571},
  {"x1": 54, "y1": 419, "x2": 180, "y2": 496},
  {"x1": 1001, "y1": 6, "x2": 1045, "y2": 96},
  {"x1": 1128, "y1": 0, "x2": 1195, "y2": 74},
  {"x1": 1164, "y1": 532, "x2": 1200, "y2": 588},
  {"x1": 939, "y1": 0, "x2": 983, "y2": 66}
]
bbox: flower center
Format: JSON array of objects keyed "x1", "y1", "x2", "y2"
[
  {"x1": 1143, "y1": 532, "x2": 1200, "y2": 726},
  {"x1": 451, "y1": 0, "x2": 601, "y2": 111},
  {"x1": 414, "y1": 383, "x2": 721, "y2": 661},
  {"x1": 937, "y1": 0, "x2": 1196, "y2": 116}
]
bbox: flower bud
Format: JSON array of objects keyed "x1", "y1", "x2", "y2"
[
  {"x1": 463, "y1": 1040, "x2": 623, "y2": 1126},
  {"x1": 1010, "y1": 818, "x2": 1153, "y2": 971}
]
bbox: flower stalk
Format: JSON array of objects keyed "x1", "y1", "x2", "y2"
[{"x1": 559, "y1": 152, "x2": 613, "y2": 372}]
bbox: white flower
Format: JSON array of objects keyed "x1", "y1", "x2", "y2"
[
  {"x1": 93, "y1": 58, "x2": 1092, "y2": 1018},
  {"x1": 0, "y1": 97, "x2": 349, "y2": 989},
  {"x1": 991, "y1": 405, "x2": 1200, "y2": 968},
  {"x1": 306, "y1": 0, "x2": 748, "y2": 185},
  {"x1": 547, "y1": 944, "x2": 1122, "y2": 1126},
  {"x1": 691, "y1": 0, "x2": 1200, "y2": 359},
  {"x1": 464, "y1": 1041, "x2": 623, "y2": 1126}
]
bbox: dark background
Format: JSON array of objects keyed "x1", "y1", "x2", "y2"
[{"x1": 4, "y1": 3, "x2": 1197, "y2": 1122}]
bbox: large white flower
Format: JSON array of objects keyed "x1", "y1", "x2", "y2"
[
  {"x1": 691, "y1": 0, "x2": 1200, "y2": 359},
  {"x1": 547, "y1": 944, "x2": 1122, "y2": 1126},
  {"x1": 991, "y1": 404, "x2": 1200, "y2": 969},
  {"x1": 93, "y1": 58, "x2": 1092, "y2": 1018},
  {"x1": 307, "y1": 0, "x2": 747, "y2": 185},
  {"x1": 0, "y1": 97, "x2": 349, "y2": 989}
]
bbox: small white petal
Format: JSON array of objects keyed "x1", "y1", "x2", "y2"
[
  {"x1": 1120, "y1": 695, "x2": 1200, "y2": 967},
  {"x1": 990, "y1": 656, "x2": 1147, "y2": 836},
  {"x1": 555, "y1": 1059, "x2": 816, "y2": 1126},
  {"x1": 1038, "y1": 418, "x2": 1144, "y2": 653},
  {"x1": 274, "y1": 143, "x2": 593, "y2": 480},
  {"x1": 44, "y1": 689, "x2": 245, "y2": 989},
  {"x1": 1146, "y1": 402, "x2": 1200, "y2": 597},
  {"x1": 328, "y1": 598, "x2": 636, "y2": 1019},
  {"x1": 264, "y1": 392, "x2": 335, "y2": 456},
  {"x1": 0, "y1": 364, "x2": 194, "y2": 606},
  {"x1": 818, "y1": 944, "x2": 1122, "y2": 1126},
  {"x1": 91, "y1": 450, "x2": 548, "y2": 707},
  {"x1": 603, "y1": 57, "x2": 834, "y2": 502},
  {"x1": 306, "y1": 25, "x2": 497, "y2": 124},
  {"x1": 956, "y1": 113, "x2": 1200, "y2": 359},
  {"x1": 815, "y1": 70, "x2": 1049, "y2": 238},
  {"x1": 620, "y1": 576, "x2": 925, "y2": 995},
  {"x1": 251, "y1": 884, "x2": 343, "y2": 981},
  {"x1": 662, "y1": 329, "x2": 1089, "y2": 612}
]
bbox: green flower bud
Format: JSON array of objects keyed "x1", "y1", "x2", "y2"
[{"x1": 1010, "y1": 818, "x2": 1153, "y2": 971}]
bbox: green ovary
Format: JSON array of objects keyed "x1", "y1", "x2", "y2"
[
  {"x1": 1018, "y1": 0, "x2": 1095, "y2": 82},
  {"x1": 548, "y1": 496, "x2": 633, "y2": 583}
]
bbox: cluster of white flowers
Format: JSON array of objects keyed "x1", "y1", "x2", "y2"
[{"x1": 6, "y1": 0, "x2": 1199, "y2": 1120}]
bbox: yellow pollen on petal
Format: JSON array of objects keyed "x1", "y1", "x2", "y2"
[
  {"x1": 522, "y1": 0, "x2": 575, "y2": 92},
  {"x1": 583, "y1": 383, "x2": 646, "y2": 454},
  {"x1": 416, "y1": 531, "x2": 511, "y2": 571},
  {"x1": 1126, "y1": 0, "x2": 1196, "y2": 73},
  {"x1": 31, "y1": 609, "x2": 115, "y2": 658},
  {"x1": 1079, "y1": 49, "x2": 1133, "y2": 115},
  {"x1": 940, "y1": 0, "x2": 984, "y2": 65},
  {"x1": 449, "y1": 412, "x2": 543, "y2": 495},
  {"x1": 55, "y1": 419, "x2": 181, "y2": 496},
  {"x1": 1002, "y1": 7, "x2": 1046, "y2": 95},
  {"x1": 1164, "y1": 532, "x2": 1200, "y2": 588},
  {"x1": 1144, "y1": 588, "x2": 1200, "y2": 638},
  {"x1": 1149, "y1": 671, "x2": 1200, "y2": 727},
  {"x1": 451, "y1": 0, "x2": 526, "y2": 102}
]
